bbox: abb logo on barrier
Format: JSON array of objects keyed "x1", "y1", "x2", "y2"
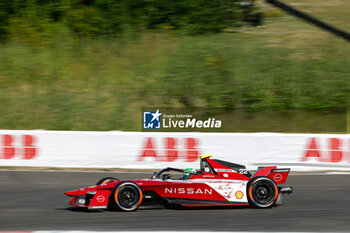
[
  {"x1": 0, "y1": 135, "x2": 37, "y2": 159},
  {"x1": 139, "y1": 137, "x2": 200, "y2": 162},
  {"x1": 302, "y1": 137, "x2": 350, "y2": 163}
]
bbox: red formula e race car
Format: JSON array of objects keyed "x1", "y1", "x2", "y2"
[{"x1": 65, "y1": 154, "x2": 293, "y2": 211}]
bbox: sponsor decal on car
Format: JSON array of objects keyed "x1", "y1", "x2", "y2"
[
  {"x1": 235, "y1": 191, "x2": 244, "y2": 199},
  {"x1": 214, "y1": 169, "x2": 232, "y2": 172},
  {"x1": 96, "y1": 195, "x2": 105, "y2": 202},
  {"x1": 274, "y1": 174, "x2": 283, "y2": 182},
  {"x1": 272, "y1": 169, "x2": 290, "y2": 173},
  {"x1": 88, "y1": 206, "x2": 107, "y2": 209},
  {"x1": 165, "y1": 187, "x2": 213, "y2": 195}
]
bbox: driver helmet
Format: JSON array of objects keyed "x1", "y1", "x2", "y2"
[{"x1": 183, "y1": 168, "x2": 196, "y2": 180}]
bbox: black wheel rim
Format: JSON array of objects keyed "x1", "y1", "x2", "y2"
[
  {"x1": 118, "y1": 186, "x2": 140, "y2": 208},
  {"x1": 252, "y1": 181, "x2": 275, "y2": 205}
]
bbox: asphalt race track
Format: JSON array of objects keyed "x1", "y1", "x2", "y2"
[{"x1": 0, "y1": 170, "x2": 349, "y2": 231}]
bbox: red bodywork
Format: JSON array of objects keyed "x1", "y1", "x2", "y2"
[{"x1": 65, "y1": 157, "x2": 292, "y2": 210}]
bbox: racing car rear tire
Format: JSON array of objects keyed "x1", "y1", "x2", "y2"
[
  {"x1": 96, "y1": 177, "x2": 119, "y2": 185},
  {"x1": 247, "y1": 177, "x2": 279, "y2": 208},
  {"x1": 111, "y1": 181, "x2": 143, "y2": 211}
]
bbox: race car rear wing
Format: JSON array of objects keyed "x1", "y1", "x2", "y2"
[
  {"x1": 267, "y1": 168, "x2": 290, "y2": 184},
  {"x1": 252, "y1": 167, "x2": 291, "y2": 185}
]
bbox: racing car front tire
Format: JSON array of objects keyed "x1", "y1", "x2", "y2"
[
  {"x1": 96, "y1": 177, "x2": 119, "y2": 185},
  {"x1": 111, "y1": 181, "x2": 143, "y2": 211},
  {"x1": 247, "y1": 177, "x2": 279, "y2": 208}
]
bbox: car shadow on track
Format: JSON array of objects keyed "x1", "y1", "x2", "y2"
[
  {"x1": 56, "y1": 207, "x2": 105, "y2": 212},
  {"x1": 57, "y1": 205, "x2": 252, "y2": 212},
  {"x1": 172, "y1": 205, "x2": 251, "y2": 211}
]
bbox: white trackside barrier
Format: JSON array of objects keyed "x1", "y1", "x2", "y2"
[{"x1": 0, "y1": 130, "x2": 350, "y2": 171}]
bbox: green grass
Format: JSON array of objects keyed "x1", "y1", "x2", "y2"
[{"x1": 0, "y1": 0, "x2": 349, "y2": 132}]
